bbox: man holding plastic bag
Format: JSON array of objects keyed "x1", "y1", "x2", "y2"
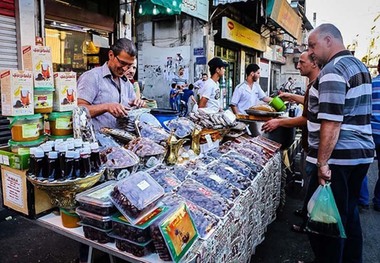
[{"x1": 303, "y1": 24, "x2": 374, "y2": 263}]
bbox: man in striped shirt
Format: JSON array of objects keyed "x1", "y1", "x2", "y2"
[{"x1": 303, "y1": 24, "x2": 374, "y2": 263}]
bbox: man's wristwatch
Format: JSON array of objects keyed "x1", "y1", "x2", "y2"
[{"x1": 316, "y1": 161, "x2": 328, "y2": 168}]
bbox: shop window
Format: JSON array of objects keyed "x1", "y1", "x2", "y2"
[{"x1": 45, "y1": 25, "x2": 109, "y2": 76}]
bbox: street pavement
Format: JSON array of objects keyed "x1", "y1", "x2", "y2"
[{"x1": 1, "y1": 162, "x2": 380, "y2": 263}]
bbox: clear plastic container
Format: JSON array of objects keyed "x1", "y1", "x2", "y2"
[
  {"x1": 148, "y1": 165, "x2": 182, "y2": 193},
  {"x1": 9, "y1": 114, "x2": 42, "y2": 142},
  {"x1": 111, "y1": 234, "x2": 154, "y2": 257},
  {"x1": 8, "y1": 136, "x2": 45, "y2": 154},
  {"x1": 82, "y1": 224, "x2": 114, "y2": 244},
  {"x1": 102, "y1": 147, "x2": 139, "y2": 180},
  {"x1": 34, "y1": 87, "x2": 54, "y2": 113},
  {"x1": 111, "y1": 206, "x2": 168, "y2": 243},
  {"x1": 109, "y1": 171, "x2": 164, "y2": 224},
  {"x1": 75, "y1": 181, "x2": 116, "y2": 216},
  {"x1": 76, "y1": 207, "x2": 113, "y2": 230},
  {"x1": 48, "y1": 111, "x2": 73, "y2": 136}
]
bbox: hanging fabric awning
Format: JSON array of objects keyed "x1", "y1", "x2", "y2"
[{"x1": 137, "y1": 0, "x2": 182, "y2": 16}]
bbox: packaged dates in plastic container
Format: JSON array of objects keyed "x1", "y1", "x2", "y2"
[
  {"x1": 224, "y1": 150, "x2": 263, "y2": 173},
  {"x1": 148, "y1": 165, "x2": 182, "y2": 193},
  {"x1": 82, "y1": 224, "x2": 114, "y2": 244},
  {"x1": 138, "y1": 121, "x2": 170, "y2": 143},
  {"x1": 111, "y1": 206, "x2": 168, "y2": 243},
  {"x1": 189, "y1": 170, "x2": 240, "y2": 201},
  {"x1": 126, "y1": 137, "x2": 167, "y2": 169},
  {"x1": 101, "y1": 147, "x2": 139, "y2": 180},
  {"x1": 176, "y1": 179, "x2": 233, "y2": 218},
  {"x1": 166, "y1": 117, "x2": 195, "y2": 138},
  {"x1": 76, "y1": 207, "x2": 113, "y2": 230},
  {"x1": 161, "y1": 194, "x2": 219, "y2": 240},
  {"x1": 218, "y1": 155, "x2": 256, "y2": 180},
  {"x1": 169, "y1": 165, "x2": 190, "y2": 182},
  {"x1": 208, "y1": 162, "x2": 252, "y2": 190},
  {"x1": 109, "y1": 171, "x2": 165, "y2": 224},
  {"x1": 112, "y1": 234, "x2": 155, "y2": 257},
  {"x1": 150, "y1": 203, "x2": 198, "y2": 262},
  {"x1": 75, "y1": 180, "x2": 117, "y2": 216}
]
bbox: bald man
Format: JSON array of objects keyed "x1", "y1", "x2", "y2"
[{"x1": 300, "y1": 23, "x2": 374, "y2": 263}]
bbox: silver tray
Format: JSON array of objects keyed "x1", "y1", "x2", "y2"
[{"x1": 245, "y1": 109, "x2": 282, "y2": 117}]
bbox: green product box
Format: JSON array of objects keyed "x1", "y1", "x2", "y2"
[{"x1": 0, "y1": 147, "x2": 30, "y2": 170}]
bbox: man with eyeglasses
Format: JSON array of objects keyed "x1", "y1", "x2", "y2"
[{"x1": 77, "y1": 38, "x2": 144, "y2": 131}]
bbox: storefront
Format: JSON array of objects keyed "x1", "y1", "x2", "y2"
[
  {"x1": 43, "y1": 0, "x2": 117, "y2": 75},
  {"x1": 0, "y1": 0, "x2": 18, "y2": 70}
]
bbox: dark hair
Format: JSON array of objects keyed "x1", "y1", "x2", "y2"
[
  {"x1": 209, "y1": 66, "x2": 217, "y2": 76},
  {"x1": 171, "y1": 83, "x2": 177, "y2": 89},
  {"x1": 202, "y1": 73, "x2": 208, "y2": 77},
  {"x1": 110, "y1": 38, "x2": 137, "y2": 57},
  {"x1": 378, "y1": 59, "x2": 380, "y2": 67},
  {"x1": 188, "y1": 84, "x2": 194, "y2": 90},
  {"x1": 245, "y1": 64, "x2": 260, "y2": 77}
]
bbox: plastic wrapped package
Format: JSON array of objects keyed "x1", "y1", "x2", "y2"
[
  {"x1": 99, "y1": 127, "x2": 136, "y2": 144},
  {"x1": 218, "y1": 156, "x2": 257, "y2": 180},
  {"x1": 76, "y1": 207, "x2": 112, "y2": 230},
  {"x1": 111, "y1": 206, "x2": 168, "y2": 243},
  {"x1": 150, "y1": 203, "x2": 198, "y2": 262},
  {"x1": 113, "y1": 235, "x2": 155, "y2": 257},
  {"x1": 75, "y1": 181, "x2": 117, "y2": 216},
  {"x1": 72, "y1": 106, "x2": 96, "y2": 142},
  {"x1": 126, "y1": 137, "x2": 166, "y2": 169},
  {"x1": 82, "y1": 225, "x2": 114, "y2": 244},
  {"x1": 208, "y1": 162, "x2": 251, "y2": 190},
  {"x1": 109, "y1": 171, "x2": 165, "y2": 224},
  {"x1": 169, "y1": 165, "x2": 190, "y2": 182},
  {"x1": 161, "y1": 194, "x2": 219, "y2": 240},
  {"x1": 149, "y1": 165, "x2": 182, "y2": 193},
  {"x1": 138, "y1": 121, "x2": 170, "y2": 143},
  {"x1": 166, "y1": 117, "x2": 195, "y2": 138},
  {"x1": 176, "y1": 179, "x2": 233, "y2": 218},
  {"x1": 224, "y1": 151, "x2": 263, "y2": 173},
  {"x1": 189, "y1": 170, "x2": 240, "y2": 201},
  {"x1": 100, "y1": 147, "x2": 139, "y2": 180}
]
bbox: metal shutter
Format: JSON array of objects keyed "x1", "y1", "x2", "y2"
[{"x1": 0, "y1": 14, "x2": 18, "y2": 70}]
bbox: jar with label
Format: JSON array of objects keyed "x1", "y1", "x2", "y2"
[
  {"x1": 9, "y1": 114, "x2": 43, "y2": 142},
  {"x1": 9, "y1": 137, "x2": 45, "y2": 154},
  {"x1": 34, "y1": 87, "x2": 55, "y2": 113},
  {"x1": 48, "y1": 111, "x2": 73, "y2": 136}
]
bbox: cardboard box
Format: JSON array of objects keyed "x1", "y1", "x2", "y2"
[
  {"x1": 1, "y1": 165, "x2": 55, "y2": 218},
  {"x1": 0, "y1": 70, "x2": 34, "y2": 116},
  {"x1": 0, "y1": 147, "x2": 30, "y2": 170},
  {"x1": 22, "y1": 46, "x2": 54, "y2": 88},
  {"x1": 53, "y1": 72, "x2": 77, "y2": 111}
]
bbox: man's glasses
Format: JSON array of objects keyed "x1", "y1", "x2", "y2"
[{"x1": 115, "y1": 56, "x2": 131, "y2": 68}]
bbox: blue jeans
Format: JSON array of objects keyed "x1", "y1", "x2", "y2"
[
  {"x1": 359, "y1": 176, "x2": 369, "y2": 206},
  {"x1": 305, "y1": 162, "x2": 370, "y2": 263},
  {"x1": 374, "y1": 144, "x2": 380, "y2": 207}
]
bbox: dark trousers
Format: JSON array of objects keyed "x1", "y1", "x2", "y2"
[
  {"x1": 373, "y1": 145, "x2": 380, "y2": 207},
  {"x1": 305, "y1": 162, "x2": 370, "y2": 263}
]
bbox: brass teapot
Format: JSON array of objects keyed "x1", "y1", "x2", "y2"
[
  {"x1": 166, "y1": 134, "x2": 188, "y2": 165},
  {"x1": 191, "y1": 128, "x2": 201, "y2": 155}
]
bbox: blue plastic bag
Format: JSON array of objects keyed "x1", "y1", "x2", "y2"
[{"x1": 306, "y1": 183, "x2": 346, "y2": 238}]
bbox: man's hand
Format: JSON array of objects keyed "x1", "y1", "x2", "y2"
[
  {"x1": 262, "y1": 119, "x2": 281, "y2": 132},
  {"x1": 107, "y1": 103, "x2": 128, "y2": 118},
  {"x1": 278, "y1": 92, "x2": 294, "y2": 102},
  {"x1": 318, "y1": 165, "x2": 331, "y2": 185},
  {"x1": 129, "y1": 98, "x2": 146, "y2": 108}
]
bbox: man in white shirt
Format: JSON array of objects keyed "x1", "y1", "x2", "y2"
[
  {"x1": 199, "y1": 57, "x2": 228, "y2": 113},
  {"x1": 230, "y1": 64, "x2": 271, "y2": 114},
  {"x1": 194, "y1": 73, "x2": 208, "y2": 97}
]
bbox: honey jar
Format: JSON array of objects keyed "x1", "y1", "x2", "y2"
[
  {"x1": 9, "y1": 114, "x2": 43, "y2": 142},
  {"x1": 48, "y1": 111, "x2": 73, "y2": 136}
]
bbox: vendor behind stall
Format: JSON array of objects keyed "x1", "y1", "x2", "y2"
[
  {"x1": 198, "y1": 57, "x2": 228, "y2": 113},
  {"x1": 77, "y1": 38, "x2": 144, "y2": 131},
  {"x1": 230, "y1": 63, "x2": 271, "y2": 115}
]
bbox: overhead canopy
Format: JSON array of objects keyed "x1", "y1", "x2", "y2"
[{"x1": 137, "y1": 0, "x2": 182, "y2": 15}]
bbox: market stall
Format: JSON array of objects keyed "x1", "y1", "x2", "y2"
[{"x1": 0, "y1": 43, "x2": 299, "y2": 262}]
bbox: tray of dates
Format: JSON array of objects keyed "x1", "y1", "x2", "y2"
[
  {"x1": 218, "y1": 155, "x2": 257, "y2": 181},
  {"x1": 126, "y1": 137, "x2": 167, "y2": 169},
  {"x1": 76, "y1": 207, "x2": 113, "y2": 230},
  {"x1": 161, "y1": 194, "x2": 220, "y2": 240},
  {"x1": 109, "y1": 232, "x2": 155, "y2": 257},
  {"x1": 189, "y1": 170, "x2": 240, "y2": 201},
  {"x1": 208, "y1": 162, "x2": 252, "y2": 190},
  {"x1": 75, "y1": 180, "x2": 117, "y2": 216},
  {"x1": 100, "y1": 147, "x2": 139, "y2": 180},
  {"x1": 176, "y1": 179, "x2": 233, "y2": 218},
  {"x1": 109, "y1": 171, "x2": 164, "y2": 224},
  {"x1": 82, "y1": 224, "x2": 114, "y2": 244},
  {"x1": 168, "y1": 165, "x2": 190, "y2": 182},
  {"x1": 224, "y1": 150, "x2": 263, "y2": 173},
  {"x1": 148, "y1": 165, "x2": 182, "y2": 193}
]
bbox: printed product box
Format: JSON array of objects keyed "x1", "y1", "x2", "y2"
[
  {"x1": 0, "y1": 165, "x2": 55, "y2": 218},
  {"x1": 1, "y1": 70, "x2": 34, "y2": 116},
  {"x1": 53, "y1": 72, "x2": 77, "y2": 111},
  {"x1": 22, "y1": 46, "x2": 54, "y2": 88}
]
